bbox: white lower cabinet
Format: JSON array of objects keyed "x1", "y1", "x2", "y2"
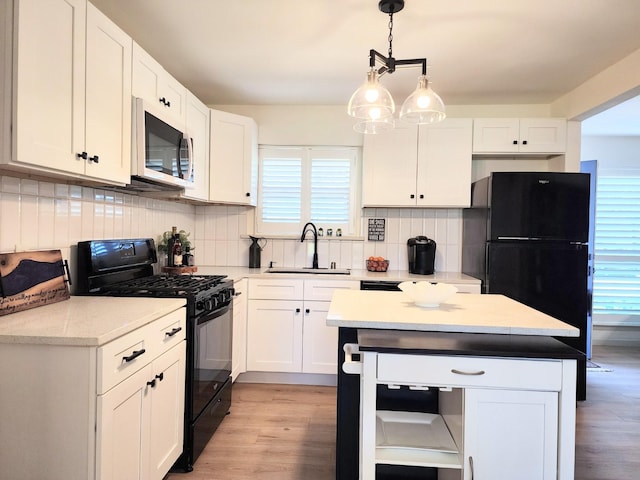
[
  {"x1": 232, "y1": 278, "x2": 248, "y2": 380},
  {"x1": 357, "y1": 351, "x2": 574, "y2": 480},
  {"x1": 0, "y1": 307, "x2": 186, "y2": 480},
  {"x1": 247, "y1": 278, "x2": 357, "y2": 374},
  {"x1": 463, "y1": 388, "x2": 558, "y2": 480}
]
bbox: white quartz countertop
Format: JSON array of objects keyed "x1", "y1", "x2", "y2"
[
  {"x1": 193, "y1": 265, "x2": 481, "y2": 285},
  {"x1": 0, "y1": 296, "x2": 186, "y2": 346},
  {"x1": 326, "y1": 290, "x2": 579, "y2": 337}
]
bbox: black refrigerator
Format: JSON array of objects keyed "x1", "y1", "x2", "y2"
[{"x1": 462, "y1": 172, "x2": 591, "y2": 400}]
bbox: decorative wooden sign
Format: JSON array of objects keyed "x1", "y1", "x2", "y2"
[
  {"x1": 368, "y1": 218, "x2": 386, "y2": 241},
  {"x1": 0, "y1": 250, "x2": 70, "y2": 316}
]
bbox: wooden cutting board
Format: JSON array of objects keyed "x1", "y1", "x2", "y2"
[{"x1": 0, "y1": 250, "x2": 70, "y2": 316}]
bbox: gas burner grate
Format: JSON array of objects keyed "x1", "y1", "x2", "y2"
[{"x1": 102, "y1": 274, "x2": 227, "y2": 297}]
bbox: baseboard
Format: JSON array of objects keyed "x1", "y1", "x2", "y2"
[
  {"x1": 592, "y1": 325, "x2": 640, "y2": 347},
  {"x1": 235, "y1": 371, "x2": 337, "y2": 386}
]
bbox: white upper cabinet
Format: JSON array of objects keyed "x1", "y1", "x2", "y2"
[
  {"x1": 362, "y1": 118, "x2": 473, "y2": 207},
  {"x1": 181, "y1": 92, "x2": 210, "y2": 201},
  {"x1": 1, "y1": 0, "x2": 132, "y2": 185},
  {"x1": 473, "y1": 118, "x2": 567, "y2": 154},
  {"x1": 132, "y1": 42, "x2": 187, "y2": 124},
  {"x1": 209, "y1": 109, "x2": 258, "y2": 205}
]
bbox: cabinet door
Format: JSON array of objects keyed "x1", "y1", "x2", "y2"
[
  {"x1": 247, "y1": 299, "x2": 302, "y2": 372},
  {"x1": 84, "y1": 3, "x2": 131, "y2": 184},
  {"x1": 232, "y1": 279, "x2": 248, "y2": 380},
  {"x1": 12, "y1": 0, "x2": 86, "y2": 174},
  {"x1": 417, "y1": 118, "x2": 472, "y2": 207},
  {"x1": 132, "y1": 42, "x2": 186, "y2": 123},
  {"x1": 518, "y1": 118, "x2": 567, "y2": 154},
  {"x1": 302, "y1": 300, "x2": 338, "y2": 374},
  {"x1": 472, "y1": 118, "x2": 520, "y2": 153},
  {"x1": 182, "y1": 92, "x2": 210, "y2": 201},
  {"x1": 148, "y1": 342, "x2": 186, "y2": 480},
  {"x1": 362, "y1": 123, "x2": 419, "y2": 206},
  {"x1": 463, "y1": 388, "x2": 558, "y2": 480},
  {"x1": 97, "y1": 364, "x2": 152, "y2": 480},
  {"x1": 209, "y1": 109, "x2": 258, "y2": 205}
]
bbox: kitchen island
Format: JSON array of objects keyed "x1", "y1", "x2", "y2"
[{"x1": 326, "y1": 290, "x2": 583, "y2": 480}]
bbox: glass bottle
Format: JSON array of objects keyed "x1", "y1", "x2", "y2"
[
  {"x1": 167, "y1": 226, "x2": 177, "y2": 267},
  {"x1": 172, "y1": 232, "x2": 183, "y2": 266}
]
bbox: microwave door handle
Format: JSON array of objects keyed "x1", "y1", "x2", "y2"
[{"x1": 186, "y1": 135, "x2": 194, "y2": 181}]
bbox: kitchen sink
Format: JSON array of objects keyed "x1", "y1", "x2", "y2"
[{"x1": 266, "y1": 267, "x2": 351, "y2": 275}]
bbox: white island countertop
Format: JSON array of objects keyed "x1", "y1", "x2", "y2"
[
  {"x1": 0, "y1": 296, "x2": 186, "y2": 346},
  {"x1": 327, "y1": 290, "x2": 579, "y2": 337}
]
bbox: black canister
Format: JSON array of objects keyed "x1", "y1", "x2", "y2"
[
  {"x1": 407, "y1": 236, "x2": 436, "y2": 274},
  {"x1": 249, "y1": 236, "x2": 266, "y2": 268}
]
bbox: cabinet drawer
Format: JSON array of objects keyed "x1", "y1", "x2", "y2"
[
  {"x1": 98, "y1": 322, "x2": 155, "y2": 394},
  {"x1": 377, "y1": 354, "x2": 562, "y2": 391},
  {"x1": 303, "y1": 279, "x2": 358, "y2": 301},
  {"x1": 249, "y1": 278, "x2": 303, "y2": 300},
  {"x1": 147, "y1": 308, "x2": 186, "y2": 355}
]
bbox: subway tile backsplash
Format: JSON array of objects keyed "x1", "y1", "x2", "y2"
[{"x1": 0, "y1": 175, "x2": 463, "y2": 278}]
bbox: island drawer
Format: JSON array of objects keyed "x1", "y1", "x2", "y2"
[{"x1": 377, "y1": 354, "x2": 563, "y2": 391}]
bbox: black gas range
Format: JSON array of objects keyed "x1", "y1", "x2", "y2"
[{"x1": 76, "y1": 238, "x2": 234, "y2": 472}]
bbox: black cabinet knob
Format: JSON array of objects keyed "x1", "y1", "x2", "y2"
[
  {"x1": 305, "y1": 308, "x2": 310, "y2": 314},
  {"x1": 419, "y1": 194, "x2": 424, "y2": 199},
  {"x1": 512, "y1": 140, "x2": 518, "y2": 145},
  {"x1": 89, "y1": 155, "x2": 99, "y2": 163},
  {"x1": 245, "y1": 192, "x2": 251, "y2": 197},
  {"x1": 410, "y1": 194, "x2": 415, "y2": 199},
  {"x1": 295, "y1": 308, "x2": 301, "y2": 313},
  {"x1": 146, "y1": 378, "x2": 156, "y2": 388},
  {"x1": 522, "y1": 140, "x2": 528, "y2": 145},
  {"x1": 77, "y1": 151, "x2": 88, "y2": 160},
  {"x1": 155, "y1": 372, "x2": 164, "y2": 382}
]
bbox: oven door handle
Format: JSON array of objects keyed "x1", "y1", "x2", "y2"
[{"x1": 197, "y1": 303, "x2": 231, "y2": 326}]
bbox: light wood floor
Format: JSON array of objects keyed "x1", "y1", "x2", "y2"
[{"x1": 166, "y1": 344, "x2": 640, "y2": 480}]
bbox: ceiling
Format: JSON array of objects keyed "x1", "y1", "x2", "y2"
[{"x1": 91, "y1": 0, "x2": 640, "y2": 132}]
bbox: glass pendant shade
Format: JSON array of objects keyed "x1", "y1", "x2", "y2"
[
  {"x1": 399, "y1": 75, "x2": 446, "y2": 124},
  {"x1": 347, "y1": 68, "x2": 395, "y2": 122},
  {"x1": 353, "y1": 117, "x2": 395, "y2": 134}
]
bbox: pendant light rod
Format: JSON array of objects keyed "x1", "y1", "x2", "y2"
[{"x1": 368, "y1": 49, "x2": 427, "y2": 76}]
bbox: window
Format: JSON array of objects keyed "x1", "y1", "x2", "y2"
[
  {"x1": 256, "y1": 146, "x2": 360, "y2": 236},
  {"x1": 593, "y1": 174, "x2": 640, "y2": 325}
]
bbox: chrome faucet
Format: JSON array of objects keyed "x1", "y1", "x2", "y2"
[{"x1": 300, "y1": 222, "x2": 319, "y2": 269}]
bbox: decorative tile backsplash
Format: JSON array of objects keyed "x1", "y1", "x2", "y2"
[{"x1": 0, "y1": 175, "x2": 463, "y2": 278}]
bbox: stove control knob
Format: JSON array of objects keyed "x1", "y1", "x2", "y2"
[
  {"x1": 196, "y1": 300, "x2": 205, "y2": 311},
  {"x1": 205, "y1": 298, "x2": 214, "y2": 310}
]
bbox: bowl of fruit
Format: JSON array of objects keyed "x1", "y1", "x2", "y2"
[{"x1": 366, "y1": 256, "x2": 389, "y2": 272}]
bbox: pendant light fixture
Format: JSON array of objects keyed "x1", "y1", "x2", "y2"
[{"x1": 347, "y1": 0, "x2": 446, "y2": 133}]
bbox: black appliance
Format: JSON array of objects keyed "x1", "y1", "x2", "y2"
[
  {"x1": 462, "y1": 172, "x2": 591, "y2": 399},
  {"x1": 407, "y1": 236, "x2": 436, "y2": 275},
  {"x1": 76, "y1": 238, "x2": 233, "y2": 471}
]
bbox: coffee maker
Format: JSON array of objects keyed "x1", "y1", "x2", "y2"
[{"x1": 407, "y1": 236, "x2": 436, "y2": 274}]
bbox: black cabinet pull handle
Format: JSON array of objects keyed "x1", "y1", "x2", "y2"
[
  {"x1": 146, "y1": 378, "x2": 156, "y2": 388},
  {"x1": 410, "y1": 194, "x2": 415, "y2": 199},
  {"x1": 305, "y1": 308, "x2": 310, "y2": 314},
  {"x1": 245, "y1": 192, "x2": 251, "y2": 197},
  {"x1": 89, "y1": 155, "x2": 99, "y2": 163},
  {"x1": 159, "y1": 97, "x2": 166, "y2": 106},
  {"x1": 512, "y1": 140, "x2": 518, "y2": 145},
  {"x1": 122, "y1": 348, "x2": 145, "y2": 363},
  {"x1": 77, "y1": 151, "x2": 88, "y2": 159},
  {"x1": 165, "y1": 327, "x2": 182, "y2": 337},
  {"x1": 295, "y1": 308, "x2": 301, "y2": 313},
  {"x1": 522, "y1": 140, "x2": 528, "y2": 145},
  {"x1": 419, "y1": 194, "x2": 424, "y2": 199},
  {"x1": 155, "y1": 372, "x2": 164, "y2": 382}
]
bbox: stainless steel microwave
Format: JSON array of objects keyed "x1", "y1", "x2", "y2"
[{"x1": 131, "y1": 97, "x2": 194, "y2": 189}]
